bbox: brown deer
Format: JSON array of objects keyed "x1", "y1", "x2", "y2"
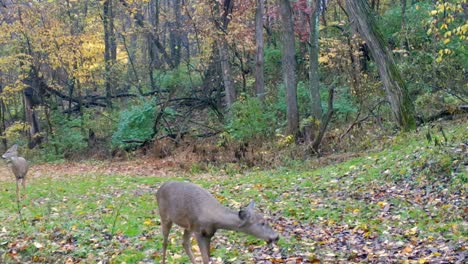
[
  {"x1": 156, "y1": 181, "x2": 279, "y2": 264},
  {"x1": 2, "y1": 144, "x2": 28, "y2": 199}
]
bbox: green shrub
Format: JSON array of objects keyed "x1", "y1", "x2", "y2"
[
  {"x1": 112, "y1": 100, "x2": 156, "y2": 149},
  {"x1": 415, "y1": 91, "x2": 462, "y2": 119},
  {"x1": 333, "y1": 86, "x2": 358, "y2": 118},
  {"x1": 273, "y1": 82, "x2": 312, "y2": 121},
  {"x1": 226, "y1": 95, "x2": 275, "y2": 143},
  {"x1": 264, "y1": 47, "x2": 282, "y2": 85},
  {"x1": 36, "y1": 114, "x2": 88, "y2": 162},
  {"x1": 157, "y1": 65, "x2": 202, "y2": 91}
]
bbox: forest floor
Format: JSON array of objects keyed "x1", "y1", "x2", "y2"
[{"x1": 0, "y1": 119, "x2": 466, "y2": 263}]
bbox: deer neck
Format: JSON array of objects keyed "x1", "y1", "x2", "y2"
[{"x1": 213, "y1": 207, "x2": 243, "y2": 232}]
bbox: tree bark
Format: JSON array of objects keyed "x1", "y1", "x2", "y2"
[
  {"x1": 147, "y1": 0, "x2": 159, "y2": 90},
  {"x1": 170, "y1": 0, "x2": 182, "y2": 67},
  {"x1": 346, "y1": 0, "x2": 416, "y2": 131},
  {"x1": 312, "y1": 86, "x2": 334, "y2": 152},
  {"x1": 218, "y1": 0, "x2": 236, "y2": 108},
  {"x1": 218, "y1": 40, "x2": 236, "y2": 107},
  {"x1": 255, "y1": 0, "x2": 265, "y2": 101},
  {"x1": 0, "y1": 84, "x2": 7, "y2": 149},
  {"x1": 309, "y1": 0, "x2": 322, "y2": 119},
  {"x1": 278, "y1": 0, "x2": 299, "y2": 135},
  {"x1": 400, "y1": 0, "x2": 409, "y2": 50},
  {"x1": 103, "y1": 0, "x2": 116, "y2": 108}
]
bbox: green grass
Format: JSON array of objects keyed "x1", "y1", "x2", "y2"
[{"x1": 0, "y1": 121, "x2": 466, "y2": 263}]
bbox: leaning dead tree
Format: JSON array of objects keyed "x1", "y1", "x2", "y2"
[{"x1": 346, "y1": 0, "x2": 416, "y2": 131}]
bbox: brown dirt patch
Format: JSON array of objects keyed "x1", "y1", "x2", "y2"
[{"x1": 0, "y1": 157, "x2": 184, "y2": 182}]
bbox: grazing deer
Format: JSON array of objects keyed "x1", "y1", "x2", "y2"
[
  {"x1": 156, "y1": 181, "x2": 279, "y2": 264},
  {"x1": 2, "y1": 144, "x2": 28, "y2": 199}
]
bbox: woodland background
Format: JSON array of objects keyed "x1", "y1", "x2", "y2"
[
  {"x1": 0, "y1": 1, "x2": 467, "y2": 263},
  {"x1": 0, "y1": 0, "x2": 466, "y2": 163}
]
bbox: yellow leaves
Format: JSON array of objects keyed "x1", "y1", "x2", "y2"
[
  {"x1": 2, "y1": 122, "x2": 30, "y2": 141},
  {"x1": 1, "y1": 79, "x2": 28, "y2": 100},
  {"x1": 277, "y1": 134, "x2": 295, "y2": 147},
  {"x1": 318, "y1": 56, "x2": 330, "y2": 64},
  {"x1": 377, "y1": 201, "x2": 388, "y2": 208},
  {"x1": 435, "y1": 48, "x2": 453, "y2": 63},
  {"x1": 418, "y1": 258, "x2": 428, "y2": 263},
  {"x1": 404, "y1": 226, "x2": 419, "y2": 237},
  {"x1": 143, "y1": 219, "x2": 154, "y2": 226},
  {"x1": 428, "y1": 1, "x2": 467, "y2": 59},
  {"x1": 214, "y1": 194, "x2": 227, "y2": 202},
  {"x1": 451, "y1": 223, "x2": 459, "y2": 232}
]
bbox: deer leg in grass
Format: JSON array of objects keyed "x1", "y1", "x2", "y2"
[
  {"x1": 21, "y1": 178, "x2": 26, "y2": 198},
  {"x1": 161, "y1": 220, "x2": 172, "y2": 264},
  {"x1": 182, "y1": 230, "x2": 196, "y2": 264},
  {"x1": 195, "y1": 232, "x2": 212, "y2": 264},
  {"x1": 16, "y1": 179, "x2": 20, "y2": 201}
]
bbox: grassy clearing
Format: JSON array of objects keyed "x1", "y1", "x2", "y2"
[{"x1": 0, "y1": 120, "x2": 466, "y2": 263}]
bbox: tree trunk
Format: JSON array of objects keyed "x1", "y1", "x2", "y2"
[
  {"x1": 23, "y1": 91, "x2": 41, "y2": 148},
  {"x1": 170, "y1": 0, "x2": 182, "y2": 67},
  {"x1": 218, "y1": 0, "x2": 236, "y2": 108},
  {"x1": 346, "y1": 0, "x2": 416, "y2": 131},
  {"x1": 218, "y1": 39, "x2": 236, "y2": 107},
  {"x1": 278, "y1": 0, "x2": 299, "y2": 135},
  {"x1": 400, "y1": 0, "x2": 409, "y2": 50},
  {"x1": 103, "y1": 0, "x2": 116, "y2": 108},
  {"x1": 255, "y1": 0, "x2": 265, "y2": 101},
  {"x1": 309, "y1": 0, "x2": 323, "y2": 119},
  {"x1": 147, "y1": 0, "x2": 159, "y2": 91},
  {"x1": 0, "y1": 84, "x2": 7, "y2": 149}
]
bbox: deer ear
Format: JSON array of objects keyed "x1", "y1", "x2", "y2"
[
  {"x1": 11, "y1": 144, "x2": 18, "y2": 150},
  {"x1": 239, "y1": 200, "x2": 255, "y2": 220},
  {"x1": 238, "y1": 209, "x2": 249, "y2": 220}
]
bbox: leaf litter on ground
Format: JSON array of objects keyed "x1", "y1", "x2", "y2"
[{"x1": 0, "y1": 121, "x2": 466, "y2": 263}]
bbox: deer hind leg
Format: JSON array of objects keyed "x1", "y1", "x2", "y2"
[
  {"x1": 160, "y1": 219, "x2": 172, "y2": 264},
  {"x1": 182, "y1": 229, "x2": 196, "y2": 264}
]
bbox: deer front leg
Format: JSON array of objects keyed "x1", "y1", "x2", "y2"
[
  {"x1": 21, "y1": 178, "x2": 26, "y2": 198},
  {"x1": 182, "y1": 230, "x2": 196, "y2": 264},
  {"x1": 161, "y1": 220, "x2": 172, "y2": 264},
  {"x1": 195, "y1": 232, "x2": 212, "y2": 264},
  {"x1": 15, "y1": 179, "x2": 20, "y2": 201}
]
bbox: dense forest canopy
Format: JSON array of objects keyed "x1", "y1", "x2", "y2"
[{"x1": 0, "y1": 0, "x2": 466, "y2": 162}]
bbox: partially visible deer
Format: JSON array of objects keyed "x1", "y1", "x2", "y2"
[
  {"x1": 2, "y1": 144, "x2": 29, "y2": 199},
  {"x1": 156, "y1": 181, "x2": 279, "y2": 264}
]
